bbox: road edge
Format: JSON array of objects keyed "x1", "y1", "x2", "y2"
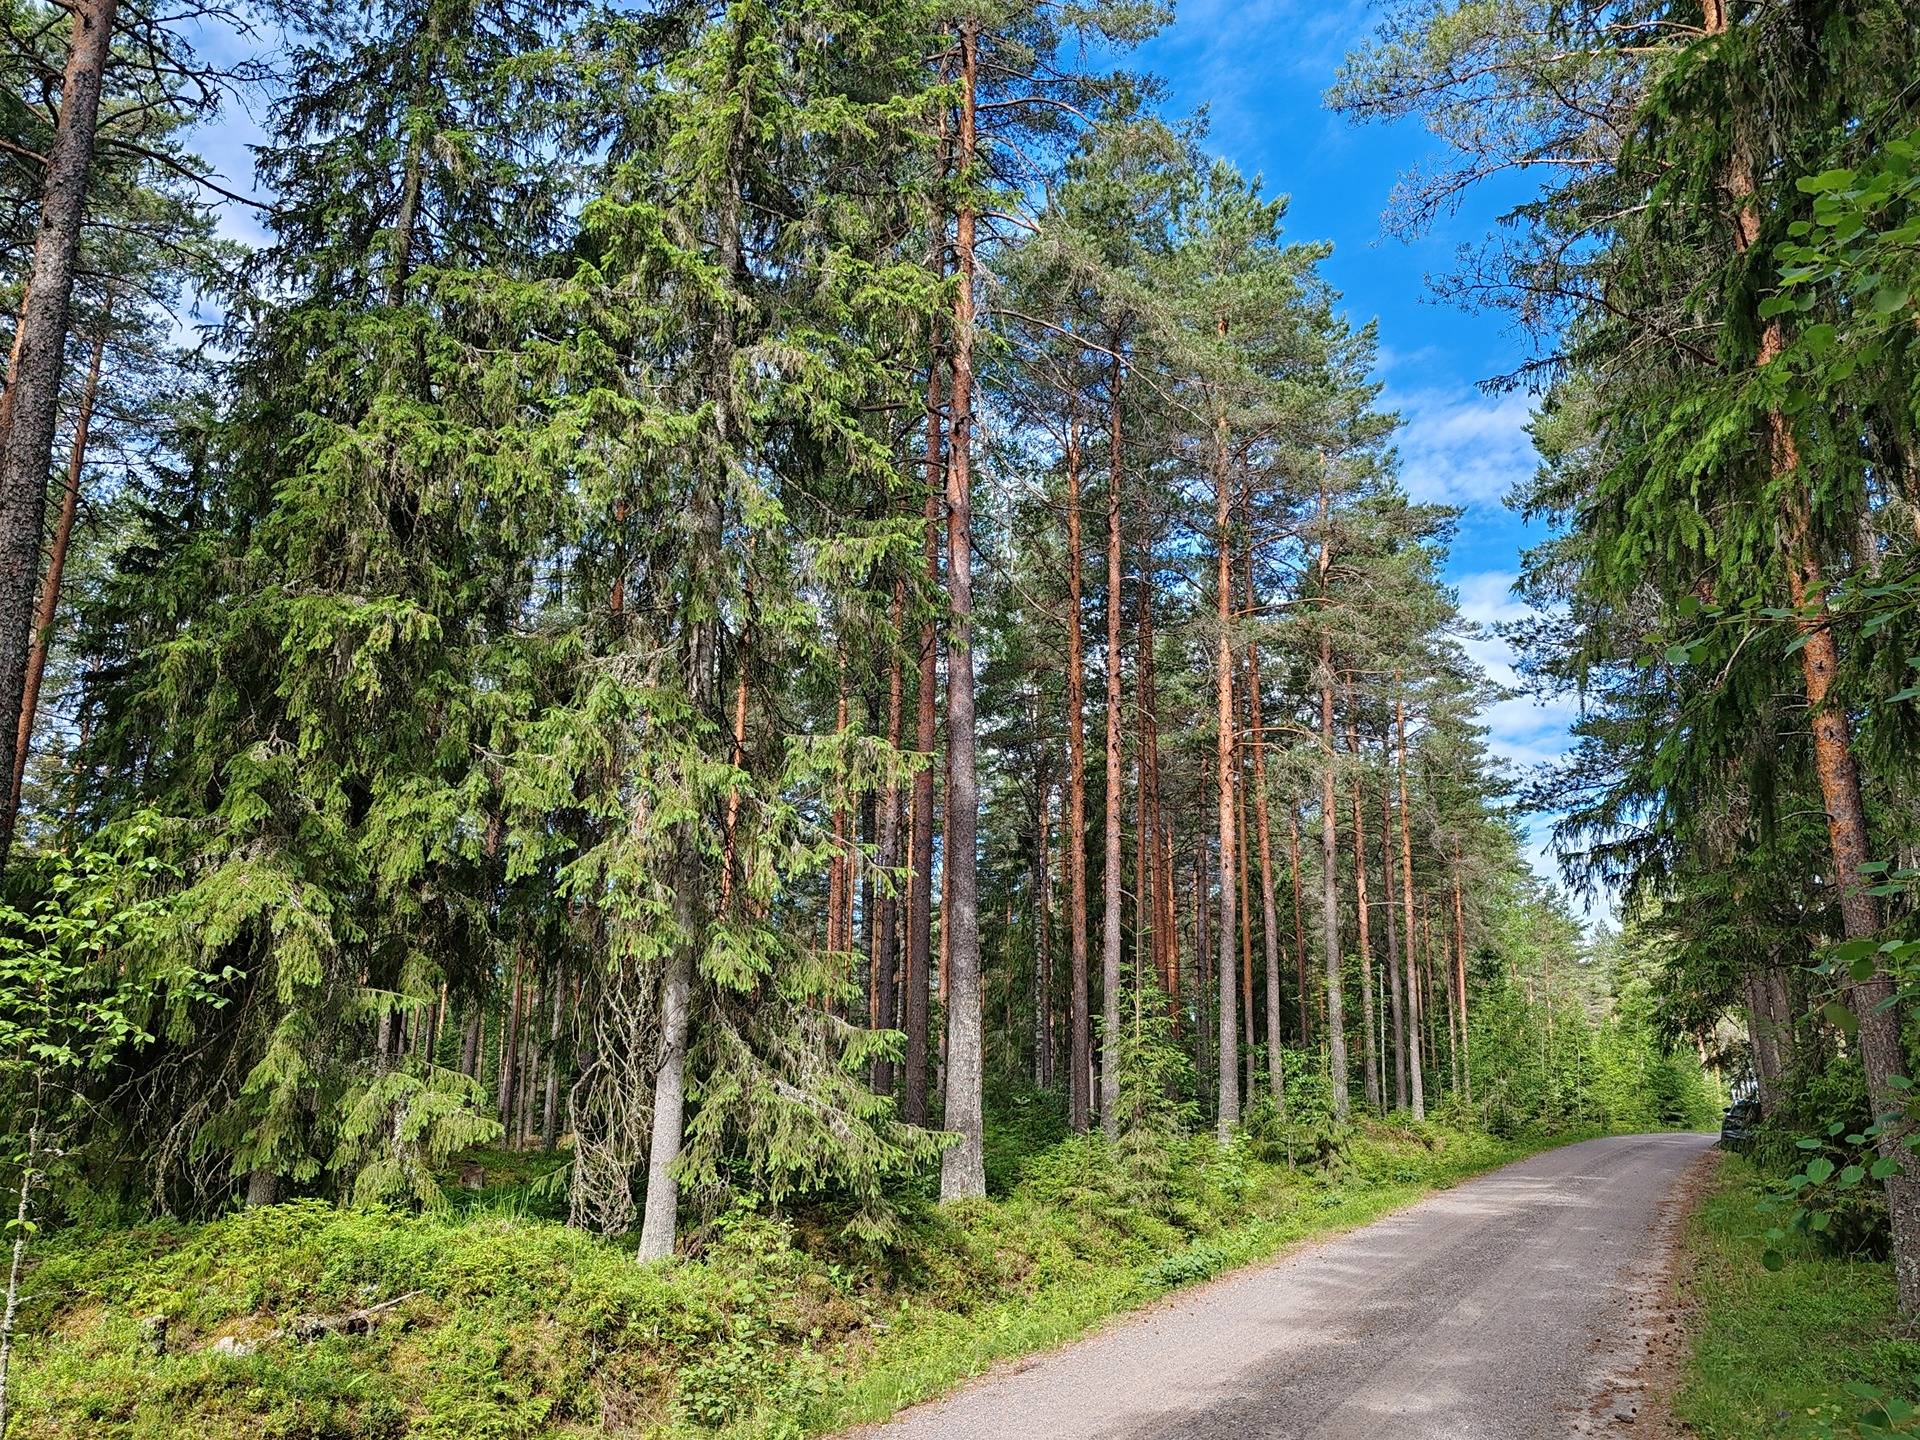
[
  {"x1": 831, "y1": 1128, "x2": 1702, "y2": 1439},
  {"x1": 1572, "y1": 1139, "x2": 1725, "y2": 1435}
]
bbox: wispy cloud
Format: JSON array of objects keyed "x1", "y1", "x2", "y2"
[
  {"x1": 1141, "y1": 0, "x2": 1374, "y2": 154},
  {"x1": 1390, "y1": 388, "x2": 1538, "y2": 509},
  {"x1": 1453, "y1": 569, "x2": 1569, "y2": 767},
  {"x1": 1452, "y1": 569, "x2": 1611, "y2": 917}
]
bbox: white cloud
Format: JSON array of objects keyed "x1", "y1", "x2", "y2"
[
  {"x1": 1451, "y1": 569, "x2": 1614, "y2": 922},
  {"x1": 1140, "y1": 0, "x2": 1374, "y2": 153},
  {"x1": 1451, "y1": 568, "x2": 1569, "y2": 765},
  {"x1": 1391, "y1": 388, "x2": 1538, "y2": 508}
]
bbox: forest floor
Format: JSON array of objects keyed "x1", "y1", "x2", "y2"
[
  {"x1": 1670, "y1": 1152, "x2": 1920, "y2": 1438},
  {"x1": 3, "y1": 1114, "x2": 1638, "y2": 1440}
]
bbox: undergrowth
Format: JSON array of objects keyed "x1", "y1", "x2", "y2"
[
  {"x1": 11, "y1": 1118, "x2": 1605, "y2": 1439},
  {"x1": 1675, "y1": 1155, "x2": 1920, "y2": 1439}
]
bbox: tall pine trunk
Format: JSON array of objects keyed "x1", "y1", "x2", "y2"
[
  {"x1": 904, "y1": 350, "x2": 942, "y2": 1127},
  {"x1": 1702, "y1": 0, "x2": 1920, "y2": 1313},
  {"x1": 1317, "y1": 633, "x2": 1348, "y2": 1119},
  {"x1": 1347, "y1": 714, "x2": 1378, "y2": 1112},
  {"x1": 1288, "y1": 807, "x2": 1308, "y2": 1046},
  {"x1": 1209, "y1": 351, "x2": 1239, "y2": 1140},
  {"x1": 1100, "y1": 355, "x2": 1124, "y2": 1138},
  {"x1": 1381, "y1": 777, "x2": 1407, "y2": 1110},
  {"x1": 937, "y1": 18, "x2": 985, "y2": 1199},
  {"x1": 1452, "y1": 874, "x2": 1470, "y2": 1102},
  {"x1": 1032, "y1": 752, "x2": 1053, "y2": 1089},
  {"x1": 542, "y1": 972, "x2": 564, "y2": 1151},
  {"x1": 828, "y1": 686, "x2": 850, "y2": 954},
  {"x1": 872, "y1": 586, "x2": 905, "y2": 1094},
  {"x1": 1782, "y1": 463, "x2": 1920, "y2": 1307},
  {"x1": 1397, "y1": 694, "x2": 1425, "y2": 1119},
  {"x1": 1064, "y1": 414, "x2": 1091, "y2": 1132},
  {"x1": 1192, "y1": 837, "x2": 1211, "y2": 1105},
  {"x1": 0, "y1": 0, "x2": 118, "y2": 870},
  {"x1": 10, "y1": 322, "x2": 104, "y2": 821},
  {"x1": 1246, "y1": 577, "x2": 1284, "y2": 1105}
]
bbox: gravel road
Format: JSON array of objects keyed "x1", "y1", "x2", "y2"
[{"x1": 856, "y1": 1131, "x2": 1715, "y2": 1440}]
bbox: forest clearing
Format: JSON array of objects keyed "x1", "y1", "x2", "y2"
[{"x1": 0, "y1": 0, "x2": 1917, "y2": 1436}]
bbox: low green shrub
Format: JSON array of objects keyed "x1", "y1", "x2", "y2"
[{"x1": 9, "y1": 1119, "x2": 1606, "y2": 1439}]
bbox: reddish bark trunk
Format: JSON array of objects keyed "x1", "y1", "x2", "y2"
[
  {"x1": 1210, "y1": 342, "x2": 1239, "y2": 1139},
  {"x1": 10, "y1": 323, "x2": 104, "y2": 822},
  {"x1": 1397, "y1": 694, "x2": 1425, "y2": 1119},
  {"x1": 0, "y1": 0, "x2": 119, "y2": 869},
  {"x1": 1347, "y1": 713, "x2": 1379, "y2": 1112},
  {"x1": 1706, "y1": 0, "x2": 1920, "y2": 1310},
  {"x1": 1100, "y1": 354, "x2": 1124, "y2": 1138},
  {"x1": 1381, "y1": 777, "x2": 1408, "y2": 1110},
  {"x1": 1064, "y1": 413, "x2": 1091, "y2": 1132}
]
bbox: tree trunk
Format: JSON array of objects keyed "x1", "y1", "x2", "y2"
[
  {"x1": 1746, "y1": 970, "x2": 1782, "y2": 1115},
  {"x1": 1235, "y1": 696, "x2": 1256, "y2": 1103},
  {"x1": 1289, "y1": 807, "x2": 1308, "y2": 1046},
  {"x1": 904, "y1": 349, "x2": 942, "y2": 1128},
  {"x1": 719, "y1": 593, "x2": 750, "y2": 912},
  {"x1": 0, "y1": 285, "x2": 30, "y2": 449},
  {"x1": 10, "y1": 323, "x2": 104, "y2": 822},
  {"x1": 1193, "y1": 837, "x2": 1212, "y2": 1106},
  {"x1": 1347, "y1": 715, "x2": 1379, "y2": 1112},
  {"x1": 1705, "y1": 0, "x2": 1920, "y2": 1308},
  {"x1": 872, "y1": 589, "x2": 904, "y2": 1095},
  {"x1": 542, "y1": 971, "x2": 565, "y2": 1151},
  {"x1": 1397, "y1": 694, "x2": 1425, "y2": 1119},
  {"x1": 1452, "y1": 874, "x2": 1471, "y2": 1103},
  {"x1": 0, "y1": 1117, "x2": 40, "y2": 1440},
  {"x1": 1032, "y1": 753, "x2": 1054, "y2": 1089},
  {"x1": 1317, "y1": 635, "x2": 1349, "y2": 1120},
  {"x1": 638, "y1": 8, "x2": 747, "y2": 1254},
  {"x1": 1766, "y1": 965, "x2": 1797, "y2": 1079},
  {"x1": 0, "y1": 0, "x2": 119, "y2": 870},
  {"x1": 1134, "y1": 554, "x2": 1152, "y2": 998},
  {"x1": 518, "y1": 981, "x2": 541, "y2": 1147},
  {"x1": 1064, "y1": 413, "x2": 1091, "y2": 1132},
  {"x1": 1100, "y1": 353, "x2": 1124, "y2": 1139},
  {"x1": 636, "y1": 949, "x2": 692, "y2": 1260},
  {"x1": 1247, "y1": 589, "x2": 1284, "y2": 1105},
  {"x1": 461, "y1": 1007, "x2": 482, "y2": 1080},
  {"x1": 1381, "y1": 778, "x2": 1407, "y2": 1110},
  {"x1": 828, "y1": 686, "x2": 850, "y2": 955},
  {"x1": 1158, "y1": 822, "x2": 1178, "y2": 1020},
  {"x1": 937, "y1": 18, "x2": 985, "y2": 1200},
  {"x1": 1139, "y1": 584, "x2": 1172, "y2": 1005},
  {"x1": 497, "y1": 956, "x2": 522, "y2": 1123},
  {"x1": 1210, "y1": 356, "x2": 1239, "y2": 1141}
]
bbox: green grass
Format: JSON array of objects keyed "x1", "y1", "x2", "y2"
[
  {"x1": 1674, "y1": 1154, "x2": 1920, "y2": 1438},
  {"x1": 9, "y1": 1120, "x2": 1617, "y2": 1440}
]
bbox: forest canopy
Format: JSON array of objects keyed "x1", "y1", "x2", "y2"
[{"x1": 0, "y1": 0, "x2": 1733, "y2": 1273}]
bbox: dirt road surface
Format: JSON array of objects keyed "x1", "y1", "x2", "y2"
[{"x1": 856, "y1": 1132, "x2": 1715, "y2": 1440}]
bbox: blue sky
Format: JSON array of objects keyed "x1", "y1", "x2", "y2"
[{"x1": 1140, "y1": 0, "x2": 1581, "y2": 903}]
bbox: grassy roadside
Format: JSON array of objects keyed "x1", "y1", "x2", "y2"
[
  {"x1": 10, "y1": 1119, "x2": 1614, "y2": 1440},
  {"x1": 1673, "y1": 1153, "x2": 1920, "y2": 1438}
]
